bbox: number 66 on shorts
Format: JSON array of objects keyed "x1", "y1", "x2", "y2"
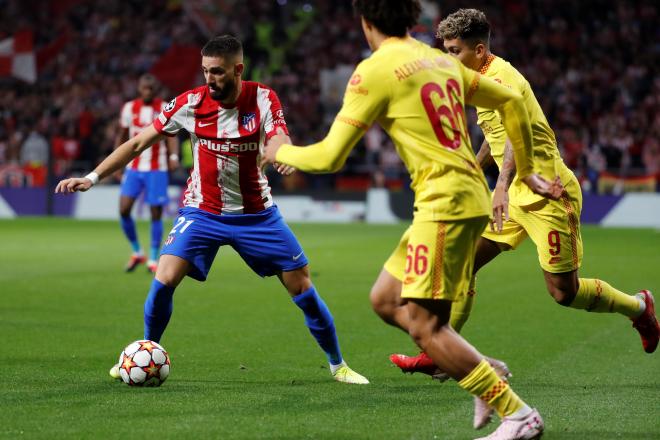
[{"x1": 384, "y1": 216, "x2": 489, "y2": 301}]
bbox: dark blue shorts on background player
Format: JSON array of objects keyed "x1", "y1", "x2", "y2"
[
  {"x1": 161, "y1": 205, "x2": 308, "y2": 281},
  {"x1": 120, "y1": 169, "x2": 169, "y2": 206}
]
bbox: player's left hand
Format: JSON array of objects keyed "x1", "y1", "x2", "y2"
[
  {"x1": 262, "y1": 127, "x2": 289, "y2": 168},
  {"x1": 521, "y1": 174, "x2": 564, "y2": 200},
  {"x1": 54, "y1": 177, "x2": 94, "y2": 193},
  {"x1": 168, "y1": 154, "x2": 179, "y2": 171},
  {"x1": 273, "y1": 162, "x2": 295, "y2": 176},
  {"x1": 490, "y1": 186, "x2": 509, "y2": 233}
]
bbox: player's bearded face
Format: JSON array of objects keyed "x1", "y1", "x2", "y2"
[
  {"x1": 209, "y1": 76, "x2": 235, "y2": 101},
  {"x1": 202, "y1": 56, "x2": 241, "y2": 101}
]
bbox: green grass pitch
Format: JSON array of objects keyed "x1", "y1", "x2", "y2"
[{"x1": 1, "y1": 218, "x2": 658, "y2": 439}]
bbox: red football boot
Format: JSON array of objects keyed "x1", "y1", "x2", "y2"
[
  {"x1": 390, "y1": 352, "x2": 511, "y2": 379},
  {"x1": 125, "y1": 254, "x2": 147, "y2": 272},
  {"x1": 389, "y1": 352, "x2": 440, "y2": 377},
  {"x1": 632, "y1": 290, "x2": 659, "y2": 353}
]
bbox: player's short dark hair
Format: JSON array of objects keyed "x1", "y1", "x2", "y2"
[
  {"x1": 139, "y1": 73, "x2": 157, "y2": 84},
  {"x1": 201, "y1": 35, "x2": 243, "y2": 58},
  {"x1": 352, "y1": 0, "x2": 421, "y2": 37},
  {"x1": 436, "y1": 8, "x2": 491, "y2": 47}
]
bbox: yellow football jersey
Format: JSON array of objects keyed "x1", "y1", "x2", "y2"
[
  {"x1": 276, "y1": 37, "x2": 536, "y2": 222},
  {"x1": 476, "y1": 55, "x2": 575, "y2": 206}
]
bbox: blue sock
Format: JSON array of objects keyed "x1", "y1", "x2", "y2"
[
  {"x1": 143, "y1": 279, "x2": 175, "y2": 343},
  {"x1": 292, "y1": 286, "x2": 343, "y2": 365},
  {"x1": 150, "y1": 219, "x2": 163, "y2": 261},
  {"x1": 120, "y1": 215, "x2": 141, "y2": 253}
]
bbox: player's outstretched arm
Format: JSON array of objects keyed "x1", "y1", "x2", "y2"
[
  {"x1": 55, "y1": 124, "x2": 165, "y2": 194},
  {"x1": 263, "y1": 122, "x2": 364, "y2": 173}
]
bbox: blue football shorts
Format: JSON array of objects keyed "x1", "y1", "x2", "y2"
[
  {"x1": 120, "y1": 169, "x2": 169, "y2": 206},
  {"x1": 160, "y1": 206, "x2": 309, "y2": 281}
]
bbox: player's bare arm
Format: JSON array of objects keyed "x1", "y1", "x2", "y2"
[
  {"x1": 263, "y1": 127, "x2": 286, "y2": 165},
  {"x1": 475, "y1": 138, "x2": 495, "y2": 169},
  {"x1": 112, "y1": 126, "x2": 130, "y2": 180},
  {"x1": 55, "y1": 124, "x2": 165, "y2": 193},
  {"x1": 490, "y1": 139, "x2": 515, "y2": 232},
  {"x1": 262, "y1": 127, "x2": 295, "y2": 176},
  {"x1": 271, "y1": 130, "x2": 296, "y2": 175},
  {"x1": 115, "y1": 127, "x2": 129, "y2": 149},
  {"x1": 498, "y1": 138, "x2": 563, "y2": 202},
  {"x1": 166, "y1": 135, "x2": 180, "y2": 171}
]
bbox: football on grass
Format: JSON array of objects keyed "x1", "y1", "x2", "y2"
[{"x1": 118, "y1": 340, "x2": 170, "y2": 387}]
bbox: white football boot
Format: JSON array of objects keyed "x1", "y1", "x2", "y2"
[{"x1": 474, "y1": 408, "x2": 544, "y2": 440}]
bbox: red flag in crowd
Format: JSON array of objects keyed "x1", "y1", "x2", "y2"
[
  {"x1": 0, "y1": 30, "x2": 36, "y2": 83},
  {"x1": 37, "y1": 30, "x2": 71, "y2": 72}
]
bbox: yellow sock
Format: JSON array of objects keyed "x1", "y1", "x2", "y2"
[
  {"x1": 450, "y1": 276, "x2": 476, "y2": 332},
  {"x1": 458, "y1": 359, "x2": 525, "y2": 417},
  {"x1": 570, "y1": 278, "x2": 641, "y2": 318}
]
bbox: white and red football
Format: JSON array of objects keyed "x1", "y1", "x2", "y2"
[{"x1": 118, "y1": 340, "x2": 170, "y2": 387}]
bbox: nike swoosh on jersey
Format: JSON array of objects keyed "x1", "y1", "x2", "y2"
[
  {"x1": 198, "y1": 121, "x2": 214, "y2": 127},
  {"x1": 292, "y1": 251, "x2": 304, "y2": 261}
]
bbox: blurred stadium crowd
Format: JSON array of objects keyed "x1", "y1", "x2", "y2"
[{"x1": 0, "y1": 0, "x2": 657, "y2": 193}]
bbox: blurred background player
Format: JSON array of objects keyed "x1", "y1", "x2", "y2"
[
  {"x1": 387, "y1": 7, "x2": 660, "y2": 430},
  {"x1": 116, "y1": 74, "x2": 180, "y2": 274},
  {"x1": 55, "y1": 35, "x2": 368, "y2": 385},
  {"x1": 263, "y1": 1, "x2": 566, "y2": 438}
]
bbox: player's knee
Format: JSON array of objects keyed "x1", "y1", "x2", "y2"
[
  {"x1": 544, "y1": 271, "x2": 579, "y2": 306},
  {"x1": 282, "y1": 267, "x2": 312, "y2": 296},
  {"x1": 155, "y1": 275, "x2": 179, "y2": 288},
  {"x1": 287, "y1": 281, "x2": 311, "y2": 296},
  {"x1": 150, "y1": 206, "x2": 163, "y2": 220},
  {"x1": 119, "y1": 208, "x2": 131, "y2": 218},
  {"x1": 369, "y1": 287, "x2": 393, "y2": 319},
  {"x1": 548, "y1": 285, "x2": 575, "y2": 306},
  {"x1": 154, "y1": 260, "x2": 188, "y2": 288}
]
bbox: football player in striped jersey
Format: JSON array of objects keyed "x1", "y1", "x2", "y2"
[
  {"x1": 56, "y1": 35, "x2": 368, "y2": 385},
  {"x1": 115, "y1": 74, "x2": 179, "y2": 274}
]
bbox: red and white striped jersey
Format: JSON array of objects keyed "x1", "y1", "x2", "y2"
[
  {"x1": 120, "y1": 98, "x2": 168, "y2": 172},
  {"x1": 153, "y1": 81, "x2": 288, "y2": 215}
]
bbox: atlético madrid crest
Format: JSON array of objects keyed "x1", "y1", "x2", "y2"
[{"x1": 241, "y1": 112, "x2": 256, "y2": 133}]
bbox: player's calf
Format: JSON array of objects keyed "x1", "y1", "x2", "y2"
[{"x1": 291, "y1": 286, "x2": 342, "y2": 363}]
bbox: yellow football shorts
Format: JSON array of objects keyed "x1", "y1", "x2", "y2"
[
  {"x1": 481, "y1": 176, "x2": 583, "y2": 273},
  {"x1": 384, "y1": 216, "x2": 489, "y2": 301}
]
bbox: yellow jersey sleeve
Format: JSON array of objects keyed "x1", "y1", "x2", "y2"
[
  {"x1": 458, "y1": 62, "x2": 535, "y2": 178},
  {"x1": 275, "y1": 61, "x2": 387, "y2": 172}
]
